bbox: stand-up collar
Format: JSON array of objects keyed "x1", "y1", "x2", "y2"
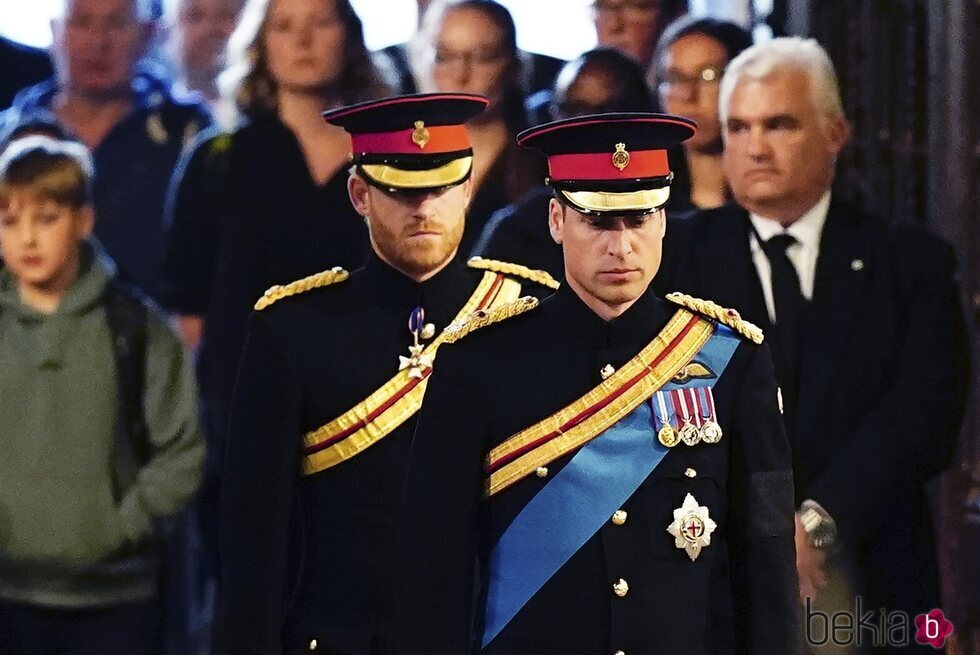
[
  {"x1": 362, "y1": 251, "x2": 474, "y2": 323},
  {"x1": 547, "y1": 279, "x2": 673, "y2": 351}
]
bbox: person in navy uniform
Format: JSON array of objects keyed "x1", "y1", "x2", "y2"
[
  {"x1": 218, "y1": 93, "x2": 559, "y2": 655},
  {"x1": 395, "y1": 114, "x2": 800, "y2": 655}
]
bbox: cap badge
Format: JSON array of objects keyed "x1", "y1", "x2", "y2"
[
  {"x1": 412, "y1": 120, "x2": 430, "y2": 149},
  {"x1": 612, "y1": 142, "x2": 630, "y2": 171}
]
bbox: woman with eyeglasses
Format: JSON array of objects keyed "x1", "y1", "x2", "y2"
[
  {"x1": 652, "y1": 16, "x2": 753, "y2": 212},
  {"x1": 413, "y1": 0, "x2": 542, "y2": 256}
]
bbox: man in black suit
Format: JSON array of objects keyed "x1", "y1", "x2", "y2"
[{"x1": 662, "y1": 37, "x2": 968, "y2": 654}]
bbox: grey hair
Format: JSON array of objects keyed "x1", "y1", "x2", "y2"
[
  {"x1": 719, "y1": 36, "x2": 844, "y2": 127},
  {"x1": 55, "y1": 0, "x2": 156, "y2": 21}
]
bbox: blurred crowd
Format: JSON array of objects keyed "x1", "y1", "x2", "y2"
[{"x1": 0, "y1": 1, "x2": 969, "y2": 654}]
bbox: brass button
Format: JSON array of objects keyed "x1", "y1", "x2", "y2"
[
  {"x1": 309, "y1": 639, "x2": 318, "y2": 651},
  {"x1": 536, "y1": 466, "x2": 549, "y2": 478},
  {"x1": 684, "y1": 468, "x2": 697, "y2": 478},
  {"x1": 600, "y1": 364, "x2": 615, "y2": 379},
  {"x1": 420, "y1": 323, "x2": 436, "y2": 340},
  {"x1": 611, "y1": 510, "x2": 628, "y2": 525},
  {"x1": 612, "y1": 578, "x2": 629, "y2": 598}
]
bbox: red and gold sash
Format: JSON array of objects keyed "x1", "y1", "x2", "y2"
[
  {"x1": 301, "y1": 271, "x2": 523, "y2": 476},
  {"x1": 485, "y1": 308, "x2": 714, "y2": 497}
]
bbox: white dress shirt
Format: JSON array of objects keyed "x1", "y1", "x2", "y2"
[{"x1": 748, "y1": 191, "x2": 832, "y2": 323}]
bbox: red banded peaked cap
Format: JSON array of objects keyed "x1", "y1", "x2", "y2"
[
  {"x1": 322, "y1": 93, "x2": 487, "y2": 190},
  {"x1": 322, "y1": 93, "x2": 488, "y2": 158},
  {"x1": 517, "y1": 113, "x2": 697, "y2": 183}
]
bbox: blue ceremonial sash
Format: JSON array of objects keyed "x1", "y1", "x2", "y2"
[{"x1": 481, "y1": 323, "x2": 741, "y2": 648}]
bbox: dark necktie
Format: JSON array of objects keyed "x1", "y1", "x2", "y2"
[{"x1": 760, "y1": 233, "x2": 806, "y2": 417}]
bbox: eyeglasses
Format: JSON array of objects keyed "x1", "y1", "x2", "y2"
[
  {"x1": 658, "y1": 66, "x2": 723, "y2": 97},
  {"x1": 591, "y1": 0, "x2": 662, "y2": 23},
  {"x1": 433, "y1": 46, "x2": 509, "y2": 68}
]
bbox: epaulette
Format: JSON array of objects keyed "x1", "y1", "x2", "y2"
[
  {"x1": 666, "y1": 292, "x2": 764, "y2": 344},
  {"x1": 254, "y1": 267, "x2": 349, "y2": 311},
  {"x1": 468, "y1": 256, "x2": 560, "y2": 290},
  {"x1": 444, "y1": 296, "x2": 540, "y2": 344}
]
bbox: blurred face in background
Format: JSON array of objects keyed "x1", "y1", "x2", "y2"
[
  {"x1": 428, "y1": 6, "x2": 515, "y2": 111},
  {"x1": 554, "y1": 65, "x2": 620, "y2": 119},
  {"x1": 263, "y1": 0, "x2": 347, "y2": 94},
  {"x1": 52, "y1": 0, "x2": 153, "y2": 98},
  {"x1": 593, "y1": 0, "x2": 668, "y2": 68},
  {"x1": 722, "y1": 69, "x2": 847, "y2": 222},
  {"x1": 0, "y1": 191, "x2": 94, "y2": 296},
  {"x1": 167, "y1": 0, "x2": 243, "y2": 87},
  {"x1": 657, "y1": 32, "x2": 728, "y2": 151}
]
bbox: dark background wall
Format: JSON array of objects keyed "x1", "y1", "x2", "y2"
[{"x1": 768, "y1": 0, "x2": 980, "y2": 650}]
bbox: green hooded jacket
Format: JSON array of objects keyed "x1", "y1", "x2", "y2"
[{"x1": 0, "y1": 242, "x2": 204, "y2": 607}]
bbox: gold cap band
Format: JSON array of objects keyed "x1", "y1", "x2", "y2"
[
  {"x1": 560, "y1": 186, "x2": 671, "y2": 213},
  {"x1": 359, "y1": 156, "x2": 473, "y2": 190}
]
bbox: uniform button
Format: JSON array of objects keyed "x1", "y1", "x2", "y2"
[
  {"x1": 612, "y1": 578, "x2": 629, "y2": 598},
  {"x1": 309, "y1": 639, "x2": 318, "y2": 651},
  {"x1": 600, "y1": 364, "x2": 615, "y2": 379},
  {"x1": 536, "y1": 466, "x2": 549, "y2": 478},
  {"x1": 614, "y1": 651, "x2": 626, "y2": 655},
  {"x1": 611, "y1": 510, "x2": 628, "y2": 525},
  {"x1": 684, "y1": 468, "x2": 697, "y2": 478}
]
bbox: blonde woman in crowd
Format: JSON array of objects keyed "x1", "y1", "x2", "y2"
[{"x1": 158, "y1": 0, "x2": 390, "y2": 647}]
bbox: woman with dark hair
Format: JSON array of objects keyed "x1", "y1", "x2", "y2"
[
  {"x1": 652, "y1": 16, "x2": 753, "y2": 212},
  {"x1": 413, "y1": 0, "x2": 542, "y2": 254},
  {"x1": 473, "y1": 47, "x2": 656, "y2": 278},
  {"x1": 158, "y1": 0, "x2": 388, "y2": 640}
]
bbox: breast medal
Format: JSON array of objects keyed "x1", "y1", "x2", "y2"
[
  {"x1": 398, "y1": 306, "x2": 434, "y2": 379},
  {"x1": 667, "y1": 493, "x2": 717, "y2": 561}
]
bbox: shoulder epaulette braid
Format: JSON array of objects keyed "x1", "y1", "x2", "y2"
[
  {"x1": 443, "y1": 296, "x2": 540, "y2": 344},
  {"x1": 666, "y1": 292, "x2": 764, "y2": 344},
  {"x1": 467, "y1": 256, "x2": 560, "y2": 290},
  {"x1": 254, "y1": 267, "x2": 349, "y2": 311}
]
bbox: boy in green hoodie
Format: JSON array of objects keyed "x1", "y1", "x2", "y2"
[{"x1": 0, "y1": 136, "x2": 204, "y2": 655}]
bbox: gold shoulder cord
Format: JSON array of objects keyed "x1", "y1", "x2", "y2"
[
  {"x1": 255, "y1": 267, "x2": 349, "y2": 311},
  {"x1": 665, "y1": 292, "x2": 764, "y2": 344},
  {"x1": 444, "y1": 296, "x2": 540, "y2": 344},
  {"x1": 467, "y1": 256, "x2": 560, "y2": 291}
]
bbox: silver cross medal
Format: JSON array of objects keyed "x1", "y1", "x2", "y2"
[{"x1": 399, "y1": 306, "x2": 434, "y2": 379}]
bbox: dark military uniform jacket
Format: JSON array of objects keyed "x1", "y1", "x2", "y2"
[
  {"x1": 395, "y1": 283, "x2": 800, "y2": 655},
  {"x1": 218, "y1": 253, "x2": 556, "y2": 655}
]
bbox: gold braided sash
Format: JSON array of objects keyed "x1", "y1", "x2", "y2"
[
  {"x1": 301, "y1": 271, "x2": 523, "y2": 476},
  {"x1": 485, "y1": 309, "x2": 714, "y2": 497}
]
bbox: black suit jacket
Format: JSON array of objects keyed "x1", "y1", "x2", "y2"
[
  {"x1": 396, "y1": 283, "x2": 800, "y2": 655},
  {"x1": 659, "y1": 199, "x2": 969, "y2": 622}
]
